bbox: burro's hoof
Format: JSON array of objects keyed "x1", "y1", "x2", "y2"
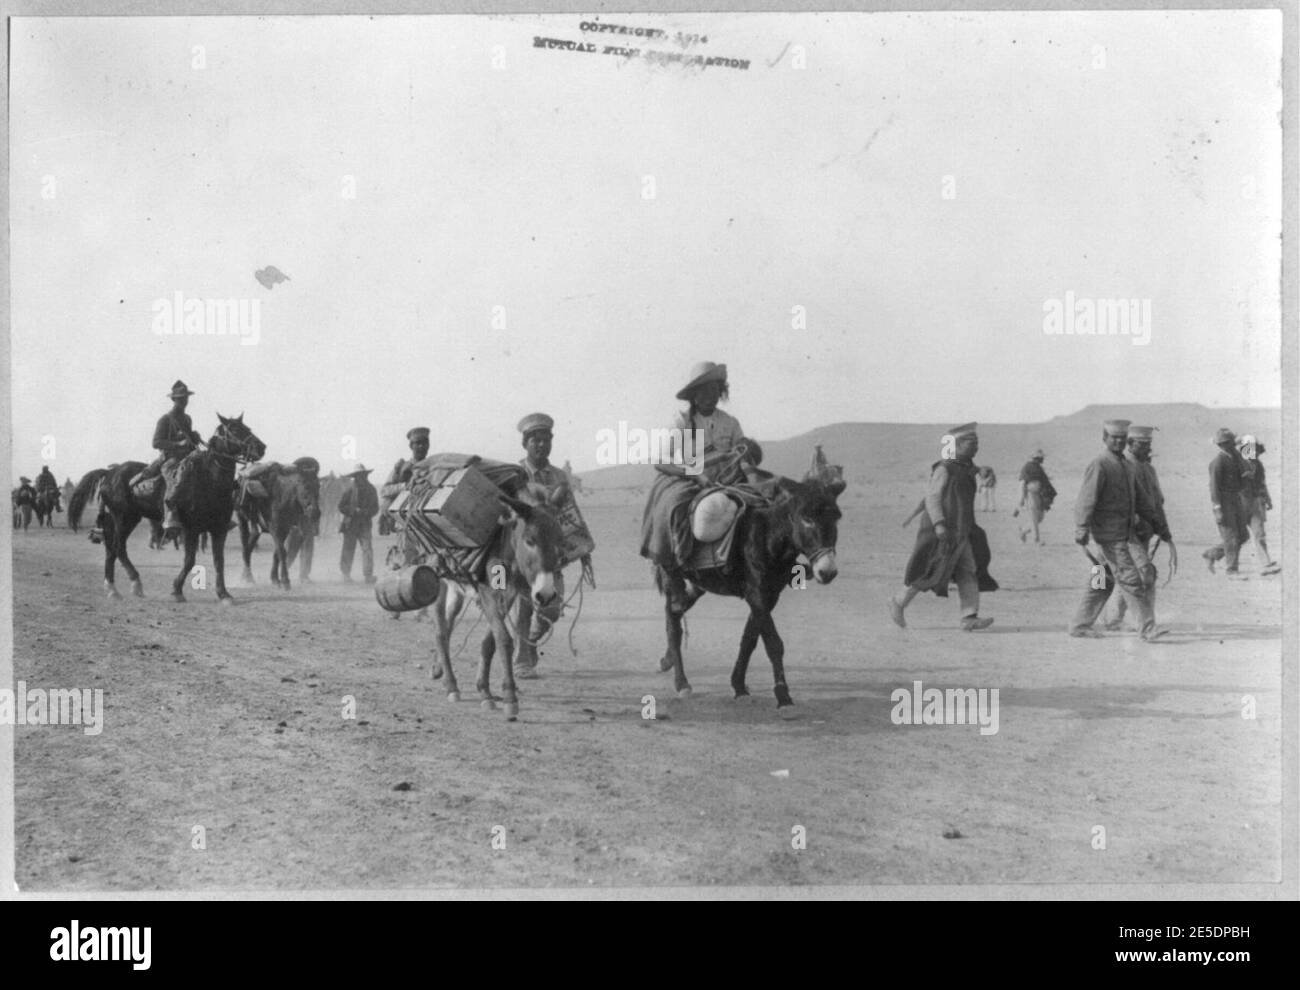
[
  {"x1": 219, "y1": 596, "x2": 235, "y2": 607},
  {"x1": 130, "y1": 579, "x2": 145, "y2": 598},
  {"x1": 447, "y1": 691, "x2": 461, "y2": 703},
  {"x1": 105, "y1": 581, "x2": 121, "y2": 600},
  {"x1": 658, "y1": 654, "x2": 674, "y2": 672},
  {"x1": 677, "y1": 687, "x2": 692, "y2": 699},
  {"x1": 481, "y1": 698, "x2": 498, "y2": 711},
  {"x1": 505, "y1": 702, "x2": 519, "y2": 719},
  {"x1": 170, "y1": 592, "x2": 185, "y2": 603}
]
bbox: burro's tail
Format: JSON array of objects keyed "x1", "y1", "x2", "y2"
[{"x1": 69, "y1": 468, "x2": 109, "y2": 531}]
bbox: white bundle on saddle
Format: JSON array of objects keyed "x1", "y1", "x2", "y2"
[{"x1": 692, "y1": 489, "x2": 742, "y2": 542}]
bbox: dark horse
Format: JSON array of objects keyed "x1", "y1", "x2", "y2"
[
  {"x1": 34, "y1": 488, "x2": 61, "y2": 528},
  {"x1": 429, "y1": 484, "x2": 567, "y2": 720},
  {"x1": 651, "y1": 473, "x2": 846, "y2": 707},
  {"x1": 91, "y1": 414, "x2": 266, "y2": 602},
  {"x1": 235, "y1": 457, "x2": 321, "y2": 590}
]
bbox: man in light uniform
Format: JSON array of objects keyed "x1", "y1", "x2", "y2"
[
  {"x1": 1103, "y1": 425, "x2": 1173, "y2": 630},
  {"x1": 1069, "y1": 420, "x2": 1171, "y2": 640}
]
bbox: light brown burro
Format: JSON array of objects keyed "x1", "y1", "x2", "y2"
[{"x1": 428, "y1": 482, "x2": 567, "y2": 720}]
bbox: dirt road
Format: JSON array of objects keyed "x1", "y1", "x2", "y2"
[{"x1": 11, "y1": 492, "x2": 1281, "y2": 890}]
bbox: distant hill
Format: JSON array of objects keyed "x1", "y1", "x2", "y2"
[{"x1": 581, "y1": 404, "x2": 1281, "y2": 491}]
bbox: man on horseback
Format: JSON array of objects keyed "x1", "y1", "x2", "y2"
[
  {"x1": 379, "y1": 427, "x2": 431, "y2": 535},
  {"x1": 132, "y1": 380, "x2": 203, "y2": 536},
  {"x1": 36, "y1": 466, "x2": 60, "y2": 512}
]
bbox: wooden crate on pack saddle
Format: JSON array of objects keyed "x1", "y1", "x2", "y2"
[{"x1": 387, "y1": 464, "x2": 503, "y2": 550}]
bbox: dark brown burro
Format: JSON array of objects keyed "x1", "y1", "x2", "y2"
[{"x1": 650, "y1": 472, "x2": 846, "y2": 707}]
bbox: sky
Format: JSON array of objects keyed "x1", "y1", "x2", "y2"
[{"x1": 8, "y1": 11, "x2": 1284, "y2": 480}]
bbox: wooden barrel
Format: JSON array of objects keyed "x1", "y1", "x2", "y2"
[{"x1": 374, "y1": 565, "x2": 441, "y2": 612}]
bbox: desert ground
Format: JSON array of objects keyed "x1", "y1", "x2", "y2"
[{"x1": 10, "y1": 409, "x2": 1283, "y2": 891}]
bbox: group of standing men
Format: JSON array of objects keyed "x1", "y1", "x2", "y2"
[{"x1": 891, "y1": 417, "x2": 1276, "y2": 639}]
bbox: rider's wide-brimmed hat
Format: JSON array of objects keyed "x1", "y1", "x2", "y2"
[
  {"x1": 676, "y1": 362, "x2": 727, "y2": 401},
  {"x1": 1213, "y1": 427, "x2": 1236, "y2": 445},
  {"x1": 168, "y1": 380, "x2": 195, "y2": 399},
  {"x1": 19, "y1": 476, "x2": 31, "y2": 484},
  {"x1": 1031, "y1": 448, "x2": 1045, "y2": 459},
  {"x1": 345, "y1": 464, "x2": 373, "y2": 478}
]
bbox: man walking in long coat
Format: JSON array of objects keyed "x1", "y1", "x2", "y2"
[
  {"x1": 890, "y1": 423, "x2": 997, "y2": 631},
  {"x1": 1070, "y1": 420, "x2": 1172, "y2": 640},
  {"x1": 1202, "y1": 428, "x2": 1250, "y2": 577}
]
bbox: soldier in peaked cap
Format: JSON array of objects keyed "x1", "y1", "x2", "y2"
[
  {"x1": 1103, "y1": 425, "x2": 1175, "y2": 630},
  {"x1": 892, "y1": 423, "x2": 997, "y2": 632},
  {"x1": 1236, "y1": 435, "x2": 1278, "y2": 575},
  {"x1": 131, "y1": 380, "x2": 203, "y2": 535},
  {"x1": 1202, "y1": 428, "x2": 1250, "y2": 576},
  {"x1": 514, "y1": 412, "x2": 594, "y2": 677},
  {"x1": 379, "y1": 427, "x2": 431, "y2": 536},
  {"x1": 338, "y1": 464, "x2": 378, "y2": 583},
  {"x1": 1070, "y1": 419, "x2": 1172, "y2": 640}
]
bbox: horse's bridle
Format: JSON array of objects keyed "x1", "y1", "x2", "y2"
[
  {"x1": 806, "y1": 546, "x2": 836, "y2": 568},
  {"x1": 208, "y1": 424, "x2": 262, "y2": 464}
]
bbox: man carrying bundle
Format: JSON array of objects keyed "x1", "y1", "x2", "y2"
[{"x1": 1015, "y1": 449, "x2": 1055, "y2": 544}]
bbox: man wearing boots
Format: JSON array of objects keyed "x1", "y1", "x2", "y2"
[
  {"x1": 132, "y1": 380, "x2": 203, "y2": 536},
  {"x1": 1103, "y1": 425, "x2": 1175, "y2": 631}
]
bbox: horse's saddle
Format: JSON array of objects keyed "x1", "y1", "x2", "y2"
[{"x1": 684, "y1": 484, "x2": 767, "y2": 573}]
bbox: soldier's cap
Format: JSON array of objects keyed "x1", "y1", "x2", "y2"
[
  {"x1": 676, "y1": 361, "x2": 728, "y2": 401},
  {"x1": 1103, "y1": 419, "x2": 1131, "y2": 435},
  {"x1": 1032, "y1": 448, "x2": 1045, "y2": 459},
  {"x1": 406, "y1": 427, "x2": 430, "y2": 443},
  {"x1": 517, "y1": 413, "x2": 554, "y2": 437},
  {"x1": 19, "y1": 476, "x2": 31, "y2": 484},
  {"x1": 1127, "y1": 425, "x2": 1156, "y2": 440},
  {"x1": 345, "y1": 463, "x2": 373, "y2": 477},
  {"x1": 168, "y1": 379, "x2": 195, "y2": 399},
  {"x1": 948, "y1": 422, "x2": 977, "y2": 439},
  {"x1": 1213, "y1": 427, "x2": 1236, "y2": 445}
]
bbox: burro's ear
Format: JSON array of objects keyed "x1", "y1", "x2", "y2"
[
  {"x1": 498, "y1": 494, "x2": 534, "y2": 521},
  {"x1": 217, "y1": 412, "x2": 229, "y2": 424}
]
